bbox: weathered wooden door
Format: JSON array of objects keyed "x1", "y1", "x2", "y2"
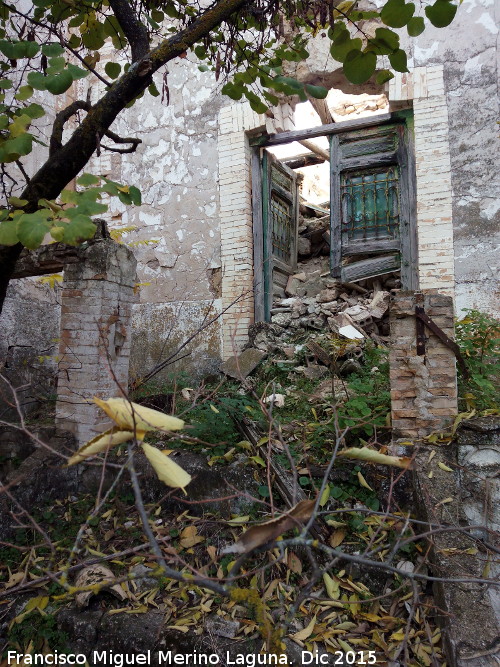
[
  {"x1": 261, "y1": 150, "x2": 300, "y2": 320},
  {"x1": 330, "y1": 117, "x2": 417, "y2": 288}
]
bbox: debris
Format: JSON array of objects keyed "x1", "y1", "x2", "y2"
[
  {"x1": 74, "y1": 565, "x2": 127, "y2": 608},
  {"x1": 221, "y1": 347, "x2": 267, "y2": 379},
  {"x1": 264, "y1": 393, "x2": 285, "y2": 408}
]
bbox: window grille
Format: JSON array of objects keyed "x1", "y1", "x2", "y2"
[
  {"x1": 341, "y1": 166, "x2": 400, "y2": 241},
  {"x1": 270, "y1": 192, "x2": 293, "y2": 263}
]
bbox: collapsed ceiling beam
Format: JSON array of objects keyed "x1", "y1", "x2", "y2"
[
  {"x1": 298, "y1": 139, "x2": 330, "y2": 162},
  {"x1": 284, "y1": 153, "x2": 325, "y2": 169}
]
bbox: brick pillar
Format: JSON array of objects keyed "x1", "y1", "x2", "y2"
[
  {"x1": 55, "y1": 239, "x2": 137, "y2": 444},
  {"x1": 389, "y1": 291, "x2": 458, "y2": 440}
]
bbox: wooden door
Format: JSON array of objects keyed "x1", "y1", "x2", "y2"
[
  {"x1": 330, "y1": 117, "x2": 417, "y2": 288},
  {"x1": 261, "y1": 150, "x2": 300, "y2": 320}
]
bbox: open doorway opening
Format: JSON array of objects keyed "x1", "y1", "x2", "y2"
[{"x1": 252, "y1": 95, "x2": 417, "y2": 343}]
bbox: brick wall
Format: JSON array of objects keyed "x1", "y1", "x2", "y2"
[
  {"x1": 389, "y1": 66, "x2": 455, "y2": 295},
  {"x1": 389, "y1": 291, "x2": 458, "y2": 439},
  {"x1": 55, "y1": 239, "x2": 137, "y2": 444}
]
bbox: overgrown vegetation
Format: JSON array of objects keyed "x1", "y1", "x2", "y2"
[{"x1": 455, "y1": 309, "x2": 500, "y2": 411}]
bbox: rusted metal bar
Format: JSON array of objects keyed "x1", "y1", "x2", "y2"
[{"x1": 415, "y1": 308, "x2": 469, "y2": 379}]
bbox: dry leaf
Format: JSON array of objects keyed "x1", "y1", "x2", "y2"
[
  {"x1": 67, "y1": 427, "x2": 134, "y2": 466},
  {"x1": 287, "y1": 551, "x2": 302, "y2": 574},
  {"x1": 330, "y1": 529, "x2": 347, "y2": 548},
  {"x1": 323, "y1": 573, "x2": 340, "y2": 600},
  {"x1": 142, "y1": 443, "x2": 192, "y2": 493},
  {"x1": 357, "y1": 471, "x2": 373, "y2": 491},
  {"x1": 180, "y1": 525, "x2": 204, "y2": 548},
  {"x1": 337, "y1": 446, "x2": 412, "y2": 469},
  {"x1": 438, "y1": 462, "x2": 454, "y2": 472},
  {"x1": 74, "y1": 565, "x2": 127, "y2": 608},
  {"x1": 264, "y1": 393, "x2": 285, "y2": 408},
  {"x1": 220, "y1": 499, "x2": 315, "y2": 555},
  {"x1": 292, "y1": 615, "x2": 317, "y2": 642},
  {"x1": 94, "y1": 397, "x2": 184, "y2": 437}
]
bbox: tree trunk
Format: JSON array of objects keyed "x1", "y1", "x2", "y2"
[{"x1": 0, "y1": 244, "x2": 23, "y2": 315}]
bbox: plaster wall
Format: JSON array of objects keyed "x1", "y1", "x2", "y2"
[{"x1": 396, "y1": 0, "x2": 500, "y2": 316}]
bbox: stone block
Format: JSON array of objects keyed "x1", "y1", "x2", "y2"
[{"x1": 221, "y1": 347, "x2": 266, "y2": 379}]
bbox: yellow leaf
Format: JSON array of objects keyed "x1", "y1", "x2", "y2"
[
  {"x1": 323, "y1": 573, "x2": 340, "y2": 600},
  {"x1": 319, "y1": 484, "x2": 330, "y2": 507},
  {"x1": 179, "y1": 526, "x2": 204, "y2": 548},
  {"x1": 227, "y1": 516, "x2": 250, "y2": 525},
  {"x1": 390, "y1": 631, "x2": 406, "y2": 641},
  {"x1": 292, "y1": 615, "x2": 316, "y2": 641},
  {"x1": 357, "y1": 471, "x2": 373, "y2": 491},
  {"x1": 67, "y1": 427, "x2": 134, "y2": 465},
  {"x1": 338, "y1": 638, "x2": 354, "y2": 653},
  {"x1": 142, "y1": 443, "x2": 192, "y2": 493},
  {"x1": 337, "y1": 446, "x2": 412, "y2": 469},
  {"x1": 438, "y1": 462, "x2": 454, "y2": 472},
  {"x1": 38, "y1": 273, "x2": 63, "y2": 288},
  {"x1": 210, "y1": 404, "x2": 219, "y2": 413},
  {"x1": 94, "y1": 397, "x2": 184, "y2": 435},
  {"x1": 427, "y1": 450, "x2": 436, "y2": 463},
  {"x1": 436, "y1": 497, "x2": 453, "y2": 506}
]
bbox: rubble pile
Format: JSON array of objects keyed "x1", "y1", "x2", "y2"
[{"x1": 270, "y1": 258, "x2": 398, "y2": 343}]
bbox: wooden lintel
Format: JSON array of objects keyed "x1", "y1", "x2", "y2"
[
  {"x1": 250, "y1": 113, "x2": 392, "y2": 147},
  {"x1": 12, "y1": 243, "x2": 80, "y2": 279}
]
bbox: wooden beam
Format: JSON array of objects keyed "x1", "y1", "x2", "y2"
[
  {"x1": 250, "y1": 113, "x2": 392, "y2": 147},
  {"x1": 283, "y1": 154, "x2": 324, "y2": 169},
  {"x1": 298, "y1": 139, "x2": 330, "y2": 162},
  {"x1": 12, "y1": 243, "x2": 79, "y2": 279}
]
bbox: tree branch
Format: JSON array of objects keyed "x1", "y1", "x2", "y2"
[{"x1": 108, "y1": 0, "x2": 150, "y2": 63}]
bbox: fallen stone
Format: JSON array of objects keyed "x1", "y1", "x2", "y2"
[
  {"x1": 298, "y1": 365, "x2": 328, "y2": 380},
  {"x1": 205, "y1": 614, "x2": 240, "y2": 639},
  {"x1": 297, "y1": 237, "x2": 312, "y2": 256},
  {"x1": 285, "y1": 275, "x2": 298, "y2": 296},
  {"x1": 317, "y1": 288, "x2": 339, "y2": 303},
  {"x1": 221, "y1": 347, "x2": 266, "y2": 379},
  {"x1": 271, "y1": 312, "x2": 293, "y2": 327},
  {"x1": 292, "y1": 272, "x2": 307, "y2": 281}
]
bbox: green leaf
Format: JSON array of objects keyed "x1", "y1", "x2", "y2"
[
  {"x1": 221, "y1": 82, "x2": 243, "y2": 101},
  {"x1": 376, "y1": 69, "x2": 394, "y2": 84},
  {"x1": 62, "y1": 215, "x2": 97, "y2": 245},
  {"x1": 46, "y1": 56, "x2": 66, "y2": 74},
  {"x1": 0, "y1": 219, "x2": 18, "y2": 245},
  {"x1": 330, "y1": 27, "x2": 363, "y2": 63},
  {"x1": 45, "y1": 70, "x2": 73, "y2": 95},
  {"x1": 305, "y1": 83, "x2": 329, "y2": 99},
  {"x1": 8, "y1": 196, "x2": 28, "y2": 207},
  {"x1": 407, "y1": 16, "x2": 425, "y2": 35},
  {"x1": 372, "y1": 27, "x2": 400, "y2": 54},
  {"x1": 27, "y1": 72, "x2": 47, "y2": 91},
  {"x1": 258, "y1": 485, "x2": 270, "y2": 498},
  {"x1": 389, "y1": 49, "x2": 408, "y2": 72},
  {"x1": 77, "y1": 173, "x2": 101, "y2": 187},
  {"x1": 0, "y1": 79, "x2": 12, "y2": 89},
  {"x1": 343, "y1": 49, "x2": 377, "y2": 84},
  {"x1": 425, "y1": 0, "x2": 457, "y2": 27},
  {"x1": 42, "y1": 43, "x2": 64, "y2": 57},
  {"x1": 17, "y1": 211, "x2": 51, "y2": 249},
  {"x1": 104, "y1": 62, "x2": 121, "y2": 79},
  {"x1": 1, "y1": 133, "x2": 33, "y2": 160},
  {"x1": 148, "y1": 82, "x2": 160, "y2": 96},
  {"x1": 128, "y1": 186, "x2": 141, "y2": 206},
  {"x1": 66, "y1": 64, "x2": 89, "y2": 80},
  {"x1": 24, "y1": 103, "x2": 45, "y2": 119},
  {"x1": 380, "y1": 0, "x2": 415, "y2": 28},
  {"x1": 15, "y1": 85, "x2": 33, "y2": 101}
]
